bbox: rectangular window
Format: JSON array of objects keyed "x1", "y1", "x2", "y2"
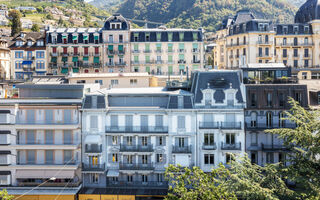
[
  {"x1": 267, "y1": 92, "x2": 272, "y2": 107},
  {"x1": 45, "y1": 150, "x2": 54, "y2": 164},
  {"x1": 226, "y1": 133, "x2": 235, "y2": 144},
  {"x1": 283, "y1": 49, "x2": 287, "y2": 57},
  {"x1": 91, "y1": 173, "x2": 99, "y2": 184},
  {"x1": 204, "y1": 154, "x2": 214, "y2": 165},
  {"x1": 64, "y1": 130, "x2": 72, "y2": 144},
  {"x1": 156, "y1": 154, "x2": 163, "y2": 163},
  {"x1": 63, "y1": 150, "x2": 73, "y2": 164},
  {"x1": 45, "y1": 130, "x2": 53, "y2": 144},
  {"x1": 204, "y1": 134, "x2": 214, "y2": 145},
  {"x1": 27, "y1": 150, "x2": 36, "y2": 164},
  {"x1": 130, "y1": 79, "x2": 137, "y2": 85},
  {"x1": 90, "y1": 115, "x2": 98, "y2": 129},
  {"x1": 177, "y1": 116, "x2": 185, "y2": 129}
]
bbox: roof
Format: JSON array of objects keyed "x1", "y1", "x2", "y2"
[
  {"x1": 131, "y1": 28, "x2": 202, "y2": 32},
  {"x1": 8, "y1": 32, "x2": 45, "y2": 49},
  {"x1": 47, "y1": 27, "x2": 102, "y2": 33},
  {"x1": 16, "y1": 84, "x2": 84, "y2": 90},
  {"x1": 68, "y1": 72, "x2": 150, "y2": 78},
  {"x1": 295, "y1": 0, "x2": 320, "y2": 23},
  {"x1": 83, "y1": 95, "x2": 106, "y2": 109},
  {"x1": 233, "y1": 10, "x2": 255, "y2": 25}
]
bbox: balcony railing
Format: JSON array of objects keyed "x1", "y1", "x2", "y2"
[
  {"x1": 172, "y1": 145, "x2": 192, "y2": 153},
  {"x1": 221, "y1": 122, "x2": 242, "y2": 129},
  {"x1": 221, "y1": 142, "x2": 241, "y2": 150},
  {"x1": 115, "y1": 62, "x2": 127, "y2": 66},
  {"x1": 192, "y1": 60, "x2": 201, "y2": 64},
  {"x1": 178, "y1": 60, "x2": 186, "y2": 64},
  {"x1": 82, "y1": 163, "x2": 105, "y2": 171},
  {"x1": 261, "y1": 143, "x2": 290, "y2": 151},
  {"x1": 132, "y1": 50, "x2": 140, "y2": 53},
  {"x1": 119, "y1": 163, "x2": 154, "y2": 171},
  {"x1": 105, "y1": 126, "x2": 168, "y2": 133},
  {"x1": 120, "y1": 144, "x2": 153, "y2": 152},
  {"x1": 85, "y1": 144, "x2": 102, "y2": 153},
  {"x1": 144, "y1": 50, "x2": 152, "y2": 53},
  {"x1": 17, "y1": 140, "x2": 79, "y2": 145},
  {"x1": 199, "y1": 122, "x2": 219, "y2": 129},
  {"x1": 107, "y1": 181, "x2": 168, "y2": 188},
  {"x1": 202, "y1": 143, "x2": 217, "y2": 150},
  {"x1": 16, "y1": 120, "x2": 79, "y2": 125},
  {"x1": 17, "y1": 161, "x2": 79, "y2": 165},
  {"x1": 18, "y1": 180, "x2": 81, "y2": 187},
  {"x1": 245, "y1": 122, "x2": 297, "y2": 130}
]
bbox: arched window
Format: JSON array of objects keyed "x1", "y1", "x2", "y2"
[
  {"x1": 84, "y1": 69, "x2": 89, "y2": 73},
  {"x1": 266, "y1": 112, "x2": 272, "y2": 127},
  {"x1": 250, "y1": 112, "x2": 257, "y2": 127}
]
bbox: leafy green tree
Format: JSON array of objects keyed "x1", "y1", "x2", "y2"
[
  {"x1": 31, "y1": 24, "x2": 40, "y2": 32},
  {"x1": 36, "y1": 6, "x2": 43, "y2": 13},
  {"x1": 165, "y1": 164, "x2": 236, "y2": 200},
  {"x1": 8, "y1": 10, "x2": 22, "y2": 36},
  {"x1": 0, "y1": 189, "x2": 13, "y2": 200},
  {"x1": 267, "y1": 99, "x2": 320, "y2": 199}
]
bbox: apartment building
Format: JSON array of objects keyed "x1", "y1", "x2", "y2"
[
  {"x1": 9, "y1": 32, "x2": 47, "y2": 80},
  {"x1": 102, "y1": 14, "x2": 131, "y2": 73},
  {"x1": 79, "y1": 70, "x2": 246, "y2": 199},
  {"x1": 130, "y1": 28, "x2": 204, "y2": 75},
  {"x1": 46, "y1": 27, "x2": 103, "y2": 75},
  {"x1": 0, "y1": 84, "x2": 84, "y2": 200},
  {"x1": 0, "y1": 38, "x2": 10, "y2": 80},
  {"x1": 243, "y1": 65, "x2": 308, "y2": 166},
  {"x1": 213, "y1": 1, "x2": 320, "y2": 78}
]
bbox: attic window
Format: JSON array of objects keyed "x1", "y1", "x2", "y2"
[
  {"x1": 283, "y1": 26, "x2": 288, "y2": 34},
  {"x1": 37, "y1": 40, "x2": 44, "y2": 46},
  {"x1": 27, "y1": 40, "x2": 32, "y2": 46},
  {"x1": 16, "y1": 40, "x2": 23, "y2": 47},
  {"x1": 293, "y1": 26, "x2": 298, "y2": 34},
  {"x1": 304, "y1": 26, "x2": 309, "y2": 34}
]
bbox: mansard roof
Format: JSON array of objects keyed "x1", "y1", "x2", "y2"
[{"x1": 295, "y1": 0, "x2": 320, "y2": 23}]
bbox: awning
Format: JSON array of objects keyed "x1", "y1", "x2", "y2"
[
  {"x1": 83, "y1": 35, "x2": 88, "y2": 40},
  {"x1": 72, "y1": 57, "x2": 78, "y2": 62},
  {"x1": 61, "y1": 57, "x2": 68, "y2": 62},
  {"x1": 106, "y1": 170, "x2": 119, "y2": 177},
  {"x1": 118, "y1": 45, "x2": 123, "y2": 51},
  {"x1": 108, "y1": 45, "x2": 113, "y2": 51},
  {"x1": 22, "y1": 61, "x2": 32, "y2": 65},
  {"x1": 72, "y1": 35, "x2": 77, "y2": 40},
  {"x1": 94, "y1": 57, "x2": 99, "y2": 63},
  {"x1": 94, "y1": 35, "x2": 99, "y2": 40},
  {"x1": 179, "y1": 65, "x2": 185, "y2": 70},
  {"x1": 83, "y1": 56, "x2": 89, "y2": 61},
  {"x1": 16, "y1": 170, "x2": 75, "y2": 179},
  {"x1": 108, "y1": 55, "x2": 113, "y2": 58},
  {"x1": 62, "y1": 35, "x2": 67, "y2": 39},
  {"x1": 72, "y1": 68, "x2": 79, "y2": 73},
  {"x1": 85, "y1": 135, "x2": 101, "y2": 144},
  {"x1": 61, "y1": 68, "x2": 68, "y2": 74},
  {"x1": 51, "y1": 57, "x2": 57, "y2": 63}
]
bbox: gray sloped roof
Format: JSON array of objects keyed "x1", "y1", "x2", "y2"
[
  {"x1": 83, "y1": 95, "x2": 106, "y2": 109},
  {"x1": 191, "y1": 71, "x2": 244, "y2": 104}
]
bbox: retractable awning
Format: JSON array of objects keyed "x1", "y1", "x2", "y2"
[
  {"x1": 106, "y1": 170, "x2": 119, "y2": 177},
  {"x1": 22, "y1": 61, "x2": 32, "y2": 65},
  {"x1": 85, "y1": 135, "x2": 101, "y2": 144}
]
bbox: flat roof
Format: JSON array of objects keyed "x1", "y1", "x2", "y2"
[{"x1": 68, "y1": 73, "x2": 150, "y2": 78}]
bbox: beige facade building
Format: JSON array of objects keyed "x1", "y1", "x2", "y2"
[
  {"x1": 0, "y1": 38, "x2": 10, "y2": 80},
  {"x1": 212, "y1": 8, "x2": 320, "y2": 79}
]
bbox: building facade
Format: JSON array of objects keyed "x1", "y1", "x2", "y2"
[
  {"x1": 213, "y1": 2, "x2": 320, "y2": 78},
  {"x1": 0, "y1": 84, "x2": 83, "y2": 199},
  {"x1": 9, "y1": 32, "x2": 47, "y2": 80},
  {"x1": 0, "y1": 38, "x2": 10, "y2": 80}
]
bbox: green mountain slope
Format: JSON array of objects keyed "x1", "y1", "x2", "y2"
[{"x1": 116, "y1": 0, "x2": 299, "y2": 31}]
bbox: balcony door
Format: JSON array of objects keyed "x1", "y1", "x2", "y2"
[
  {"x1": 226, "y1": 133, "x2": 235, "y2": 145},
  {"x1": 140, "y1": 115, "x2": 148, "y2": 132},
  {"x1": 125, "y1": 115, "x2": 133, "y2": 131}
]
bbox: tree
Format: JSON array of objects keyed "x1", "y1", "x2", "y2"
[
  {"x1": 0, "y1": 189, "x2": 13, "y2": 200},
  {"x1": 165, "y1": 164, "x2": 236, "y2": 200},
  {"x1": 8, "y1": 10, "x2": 22, "y2": 36},
  {"x1": 267, "y1": 98, "x2": 320, "y2": 199},
  {"x1": 31, "y1": 24, "x2": 40, "y2": 32}
]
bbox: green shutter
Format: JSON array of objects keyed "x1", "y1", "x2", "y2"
[
  {"x1": 108, "y1": 45, "x2": 114, "y2": 51},
  {"x1": 72, "y1": 35, "x2": 78, "y2": 40},
  {"x1": 118, "y1": 45, "x2": 123, "y2": 51},
  {"x1": 145, "y1": 56, "x2": 150, "y2": 62},
  {"x1": 134, "y1": 44, "x2": 138, "y2": 51},
  {"x1": 168, "y1": 66, "x2": 173, "y2": 74},
  {"x1": 51, "y1": 57, "x2": 57, "y2": 63},
  {"x1": 61, "y1": 68, "x2": 68, "y2": 74},
  {"x1": 179, "y1": 32, "x2": 184, "y2": 41},
  {"x1": 134, "y1": 56, "x2": 139, "y2": 62},
  {"x1": 179, "y1": 65, "x2": 185, "y2": 70},
  {"x1": 145, "y1": 66, "x2": 150, "y2": 73},
  {"x1": 193, "y1": 65, "x2": 199, "y2": 70},
  {"x1": 94, "y1": 57, "x2": 99, "y2": 63},
  {"x1": 145, "y1": 44, "x2": 150, "y2": 51},
  {"x1": 156, "y1": 32, "x2": 161, "y2": 41},
  {"x1": 83, "y1": 35, "x2": 88, "y2": 40},
  {"x1": 179, "y1": 43, "x2": 185, "y2": 50},
  {"x1": 179, "y1": 54, "x2": 184, "y2": 60},
  {"x1": 72, "y1": 68, "x2": 79, "y2": 73},
  {"x1": 168, "y1": 55, "x2": 173, "y2": 62},
  {"x1": 62, "y1": 57, "x2": 68, "y2": 62},
  {"x1": 193, "y1": 43, "x2": 199, "y2": 48},
  {"x1": 72, "y1": 57, "x2": 78, "y2": 62},
  {"x1": 168, "y1": 32, "x2": 173, "y2": 41},
  {"x1": 83, "y1": 56, "x2": 89, "y2": 61},
  {"x1": 94, "y1": 35, "x2": 99, "y2": 40},
  {"x1": 193, "y1": 32, "x2": 198, "y2": 41}
]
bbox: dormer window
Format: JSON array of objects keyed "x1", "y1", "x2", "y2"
[
  {"x1": 273, "y1": 27, "x2": 277, "y2": 32},
  {"x1": 110, "y1": 23, "x2": 121, "y2": 30},
  {"x1": 283, "y1": 26, "x2": 288, "y2": 34},
  {"x1": 20, "y1": 33, "x2": 25, "y2": 38},
  {"x1": 51, "y1": 36, "x2": 57, "y2": 44},
  {"x1": 36, "y1": 40, "x2": 44, "y2": 46},
  {"x1": 83, "y1": 34, "x2": 89, "y2": 44},
  {"x1": 72, "y1": 34, "x2": 78, "y2": 44},
  {"x1": 27, "y1": 40, "x2": 32, "y2": 46},
  {"x1": 15, "y1": 40, "x2": 23, "y2": 47},
  {"x1": 304, "y1": 26, "x2": 309, "y2": 34},
  {"x1": 94, "y1": 35, "x2": 99, "y2": 44},
  {"x1": 258, "y1": 23, "x2": 264, "y2": 31},
  {"x1": 293, "y1": 26, "x2": 298, "y2": 34}
]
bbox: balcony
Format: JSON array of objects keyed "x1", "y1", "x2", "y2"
[
  {"x1": 120, "y1": 144, "x2": 153, "y2": 152},
  {"x1": 199, "y1": 122, "x2": 219, "y2": 129},
  {"x1": 155, "y1": 50, "x2": 162, "y2": 53},
  {"x1": 82, "y1": 163, "x2": 105, "y2": 171},
  {"x1": 144, "y1": 50, "x2": 152, "y2": 53},
  {"x1": 115, "y1": 62, "x2": 127, "y2": 66},
  {"x1": 119, "y1": 163, "x2": 154, "y2": 171},
  {"x1": 16, "y1": 120, "x2": 78, "y2": 125},
  {"x1": 192, "y1": 49, "x2": 200, "y2": 53},
  {"x1": 192, "y1": 60, "x2": 201, "y2": 64},
  {"x1": 221, "y1": 142, "x2": 241, "y2": 150},
  {"x1": 0, "y1": 113, "x2": 13, "y2": 124},
  {"x1": 245, "y1": 122, "x2": 297, "y2": 130},
  {"x1": 106, "y1": 62, "x2": 115, "y2": 66},
  {"x1": 50, "y1": 52, "x2": 58, "y2": 57},
  {"x1": 256, "y1": 41, "x2": 273, "y2": 45},
  {"x1": 131, "y1": 61, "x2": 140, "y2": 65},
  {"x1": 261, "y1": 143, "x2": 290, "y2": 152},
  {"x1": 155, "y1": 60, "x2": 163, "y2": 64},
  {"x1": 105, "y1": 126, "x2": 168, "y2": 133},
  {"x1": 172, "y1": 145, "x2": 192, "y2": 154},
  {"x1": 85, "y1": 144, "x2": 102, "y2": 153},
  {"x1": 60, "y1": 52, "x2": 69, "y2": 56},
  {"x1": 17, "y1": 140, "x2": 79, "y2": 146},
  {"x1": 221, "y1": 122, "x2": 242, "y2": 129},
  {"x1": 107, "y1": 181, "x2": 168, "y2": 188},
  {"x1": 23, "y1": 66, "x2": 35, "y2": 72},
  {"x1": 18, "y1": 180, "x2": 81, "y2": 187},
  {"x1": 167, "y1": 49, "x2": 175, "y2": 53},
  {"x1": 93, "y1": 53, "x2": 101, "y2": 57},
  {"x1": 202, "y1": 143, "x2": 217, "y2": 150},
  {"x1": 17, "y1": 161, "x2": 79, "y2": 166},
  {"x1": 178, "y1": 60, "x2": 186, "y2": 64},
  {"x1": 132, "y1": 50, "x2": 140, "y2": 53}
]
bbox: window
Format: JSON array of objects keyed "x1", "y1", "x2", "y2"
[
  {"x1": 266, "y1": 152, "x2": 274, "y2": 163},
  {"x1": 226, "y1": 153, "x2": 233, "y2": 164},
  {"x1": 142, "y1": 155, "x2": 148, "y2": 164},
  {"x1": 112, "y1": 153, "x2": 118, "y2": 162},
  {"x1": 250, "y1": 112, "x2": 257, "y2": 127},
  {"x1": 156, "y1": 154, "x2": 163, "y2": 163},
  {"x1": 130, "y1": 79, "x2": 137, "y2": 85},
  {"x1": 178, "y1": 137, "x2": 185, "y2": 147},
  {"x1": 157, "y1": 174, "x2": 164, "y2": 182},
  {"x1": 304, "y1": 48, "x2": 309, "y2": 57},
  {"x1": 27, "y1": 150, "x2": 36, "y2": 164},
  {"x1": 279, "y1": 93, "x2": 285, "y2": 107},
  {"x1": 258, "y1": 48, "x2": 262, "y2": 57},
  {"x1": 283, "y1": 49, "x2": 287, "y2": 58},
  {"x1": 155, "y1": 115, "x2": 163, "y2": 128},
  {"x1": 177, "y1": 116, "x2": 185, "y2": 129},
  {"x1": 112, "y1": 136, "x2": 118, "y2": 145},
  {"x1": 294, "y1": 60, "x2": 298, "y2": 68},
  {"x1": 91, "y1": 173, "x2": 99, "y2": 184},
  {"x1": 126, "y1": 136, "x2": 133, "y2": 146},
  {"x1": 294, "y1": 37, "x2": 298, "y2": 46},
  {"x1": 111, "y1": 79, "x2": 118, "y2": 86},
  {"x1": 226, "y1": 133, "x2": 235, "y2": 145},
  {"x1": 204, "y1": 154, "x2": 214, "y2": 165},
  {"x1": 304, "y1": 60, "x2": 309, "y2": 68},
  {"x1": 142, "y1": 174, "x2": 148, "y2": 183},
  {"x1": 45, "y1": 150, "x2": 54, "y2": 164},
  {"x1": 15, "y1": 51, "x2": 23, "y2": 58},
  {"x1": 157, "y1": 136, "x2": 164, "y2": 146},
  {"x1": 204, "y1": 134, "x2": 214, "y2": 145},
  {"x1": 36, "y1": 51, "x2": 45, "y2": 58},
  {"x1": 127, "y1": 175, "x2": 133, "y2": 182},
  {"x1": 279, "y1": 112, "x2": 285, "y2": 128},
  {"x1": 294, "y1": 49, "x2": 298, "y2": 57},
  {"x1": 27, "y1": 40, "x2": 32, "y2": 46},
  {"x1": 141, "y1": 136, "x2": 148, "y2": 146},
  {"x1": 178, "y1": 96, "x2": 183, "y2": 109},
  {"x1": 267, "y1": 92, "x2": 272, "y2": 107},
  {"x1": 90, "y1": 115, "x2": 98, "y2": 129},
  {"x1": 64, "y1": 150, "x2": 73, "y2": 164},
  {"x1": 266, "y1": 112, "x2": 272, "y2": 127},
  {"x1": 250, "y1": 93, "x2": 257, "y2": 107},
  {"x1": 295, "y1": 92, "x2": 302, "y2": 104},
  {"x1": 304, "y1": 26, "x2": 309, "y2": 34},
  {"x1": 302, "y1": 72, "x2": 307, "y2": 80}
]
